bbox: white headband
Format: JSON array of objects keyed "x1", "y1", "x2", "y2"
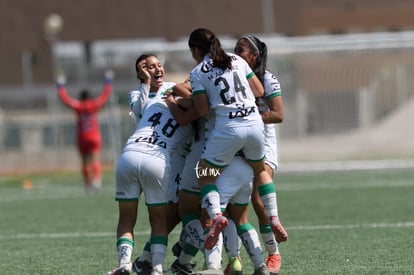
[{"x1": 242, "y1": 35, "x2": 260, "y2": 53}]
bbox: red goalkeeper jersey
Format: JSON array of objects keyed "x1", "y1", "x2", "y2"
[{"x1": 58, "y1": 83, "x2": 112, "y2": 153}]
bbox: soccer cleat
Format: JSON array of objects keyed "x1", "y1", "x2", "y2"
[
  {"x1": 204, "y1": 214, "x2": 228, "y2": 250},
  {"x1": 269, "y1": 216, "x2": 288, "y2": 243},
  {"x1": 92, "y1": 179, "x2": 102, "y2": 192},
  {"x1": 253, "y1": 263, "x2": 270, "y2": 275},
  {"x1": 223, "y1": 256, "x2": 242, "y2": 275},
  {"x1": 132, "y1": 258, "x2": 152, "y2": 275},
  {"x1": 107, "y1": 262, "x2": 132, "y2": 275},
  {"x1": 171, "y1": 259, "x2": 196, "y2": 275},
  {"x1": 85, "y1": 184, "x2": 95, "y2": 195},
  {"x1": 266, "y1": 254, "x2": 281, "y2": 275}
]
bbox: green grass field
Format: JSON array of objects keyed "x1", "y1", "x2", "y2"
[{"x1": 1, "y1": 168, "x2": 414, "y2": 274}]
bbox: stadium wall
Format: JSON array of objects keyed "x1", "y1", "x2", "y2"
[{"x1": 1, "y1": 0, "x2": 414, "y2": 84}]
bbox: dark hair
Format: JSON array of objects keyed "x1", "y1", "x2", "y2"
[
  {"x1": 135, "y1": 53, "x2": 158, "y2": 83},
  {"x1": 188, "y1": 28, "x2": 232, "y2": 70},
  {"x1": 238, "y1": 35, "x2": 268, "y2": 84},
  {"x1": 79, "y1": 89, "x2": 90, "y2": 100}
]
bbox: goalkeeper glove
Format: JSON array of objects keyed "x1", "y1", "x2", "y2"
[
  {"x1": 56, "y1": 74, "x2": 66, "y2": 87},
  {"x1": 104, "y1": 69, "x2": 114, "y2": 83}
]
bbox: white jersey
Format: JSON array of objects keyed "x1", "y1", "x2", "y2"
[
  {"x1": 123, "y1": 97, "x2": 193, "y2": 160},
  {"x1": 256, "y1": 70, "x2": 281, "y2": 114},
  {"x1": 128, "y1": 83, "x2": 191, "y2": 203},
  {"x1": 256, "y1": 70, "x2": 282, "y2": 171},
  {"x1": 116, "y1": 96, "x2": 193, "y2": 203},
  {"x1": 190, "y1": 53, "x2": 262, "y2": 127},
  {"x1": 129, "y1": 82, "x2": 176, "y2": 119}
]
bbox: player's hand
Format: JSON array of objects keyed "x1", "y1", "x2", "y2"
[
  {"x1": 137, "y1": 60, "x2": 150, "y2": 84},
  {"x1": 104, "y1": 69, "x2": 114, "y2": 82},
  {"x1": 164, "y1": 92, "x2": 177, "y2": 107},
  {"x1": 56, "y1": 73, "x2": 66, "y2": 86},
  {"x1": 164, "y1": 88, "x2": 174, "y2": 97}
]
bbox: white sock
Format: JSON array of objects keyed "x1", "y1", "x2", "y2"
[
  {"x1": 260, "y1": 189, "x2": 278, "y2": 217},
  {"x1": 260, "y1": 224, "x2": 278, "y2": 255},
  {"x1": 184, "y1": 216, "x2": 205, "y2": 249},
  {"x1": 238, "y1": 223, "x2": 265, "y2": 269},
  {"x1": 223, "y1": 218, "x2": 241, "y2": 258},
  {"x1": 205, "y1": 233, "x2": 223, "y2": 270},
  {"x1": 116, "y1": 237, "x2": 134, "y2": 265},
  {"x1": 151, "y1": 243, "x2": 166, "y2": 274},
  {"x1": 201, "y1": 185, "x2": 222, "y2": 219}
]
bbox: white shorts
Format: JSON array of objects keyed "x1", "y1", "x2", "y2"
[
  {"x1": 115, "y1": 150, "x2": 169, "y2": 206},
  {"x1": 202, "y1": 123, "x2": 265, "y2": 168},
  {"x1": 179, "y1": 140, "x2": 203, "y2": 193},
  {"x1": 180, "y1": 144, "x2": 254, "y2": 207},
  {"x1": 168, "y1": 154, "x2": 186, "y2": 203},
  {"x1": 217, "y1": 156, "x2": 254, "y2": 208}
]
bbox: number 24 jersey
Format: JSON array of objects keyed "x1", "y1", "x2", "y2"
[{"x1": 190, "y1": 52, "x2": 262, "y2": 127}]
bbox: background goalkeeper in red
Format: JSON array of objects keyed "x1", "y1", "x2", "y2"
[{"x1": 56, "y1": 71, "x2": 113, "y2": 193}]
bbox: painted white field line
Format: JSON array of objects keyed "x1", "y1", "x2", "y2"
[
  {"x1": 288, "y1": 221, "x2": 414, "y2": 230},
  {"x1": 2, "y1": 222, "x2": 414, "y2": 240},
  {"x1": 278, "y1": 180, "x2": 414, "y2": 192},
  {"x1": 0, "y1": 230, "x2": 148, "y2": 240},
  {"x1": 0, "y1": 194, "x2": 95, "y2": 203}
]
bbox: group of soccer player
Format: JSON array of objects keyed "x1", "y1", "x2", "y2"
[{"x1": 105, "y1": 28, "x2": 289, "y2": 275}]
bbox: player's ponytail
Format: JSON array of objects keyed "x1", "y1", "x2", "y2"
[{"x1": 189, "y1": 28, "x2": 232, "y2": 71}]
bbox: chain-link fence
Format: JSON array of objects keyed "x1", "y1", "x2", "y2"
[{"x1": 1, "y1": 31, "x2": 413, "y2": 174}]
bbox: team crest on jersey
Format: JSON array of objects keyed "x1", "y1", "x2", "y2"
[{"x1": 201, "y1": 61, "x2": 214, "y2": 73}]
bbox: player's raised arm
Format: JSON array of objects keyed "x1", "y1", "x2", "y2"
[
  {"x1": 56, "y1": 73, "x2": 79, "y2": 109},
  {"x1": 94, "y1": 70, "x2": 113, "y2": 108}
]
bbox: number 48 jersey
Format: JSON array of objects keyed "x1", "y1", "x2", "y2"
[
  {"x1": 190, "y1": 52, "x2": 262, "y2": 127},
  {"x1": 123, "y1": 97, "x2": 193, "y2": 160}
]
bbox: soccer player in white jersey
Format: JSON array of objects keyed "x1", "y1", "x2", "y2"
[
  {"x1": 124, "y1": 54, "x2": 193, "y2": 274},
  {"x1": 129, "y1": 54, "x2": 177, "y2": 274},
  {"x1": 107, "y1": 75, "x2": 193, "y2": 275},
  {"x1": 233, "y1": 35, "x2": 288, "y2": 275},
  {"x1": 164, "y1": 93, "x2": 269, "y2": 275},
  {"x1": 187, "y1": 28, "x2": 280, "y2": 253}
]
